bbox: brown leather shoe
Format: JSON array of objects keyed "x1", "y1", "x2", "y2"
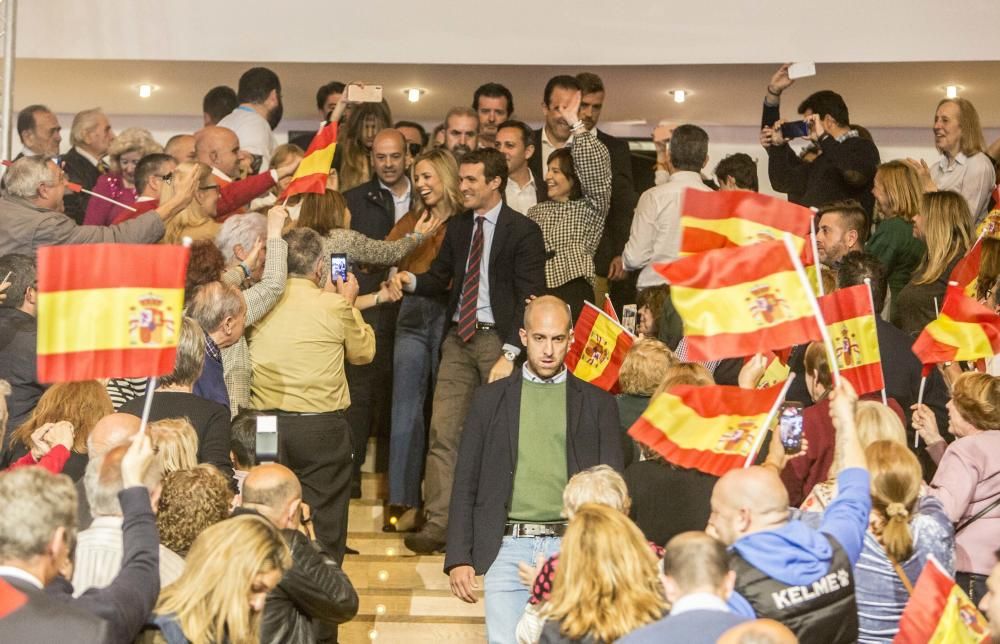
[{"x1": 404, "y1": 528, "x2": 446, "y2": 554}]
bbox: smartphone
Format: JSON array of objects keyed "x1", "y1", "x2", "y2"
[
  {"x1": 779, "y1": 402, "x2": 804, "y2": 454},
  {"x1": 622, "y1": 304, "x2": 638, "y2": 335},
  {"x1": 255, "y1": 415, "x2": 278, "y2": 463},
  {"x1": 780, "y1": 120, "x2": 811, "y2": 140},
  {"x1": 345, "y1": 83, "x2": 383, "y2": 103},
  {"x1": 788, "y1": 62, "x2": 817, "y2": 80},
  {"x1": 330, "y1": 253, "x2": 348, "y2": 282}
]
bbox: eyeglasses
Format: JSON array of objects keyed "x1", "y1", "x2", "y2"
[
  {"x1": 153, "y1": 173, "x2": 173, "y2": 183},
  {"x1": 198, "y1": 184, "x2": 220, "y2": 192}
]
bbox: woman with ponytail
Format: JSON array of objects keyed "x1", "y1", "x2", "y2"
[{"x1": 853, "y1": 440, "x2": 955, "y2": 643}]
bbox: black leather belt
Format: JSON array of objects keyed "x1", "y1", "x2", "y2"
[
  {"x1": 504, "y1": 522, "x2": 567, "y2": 538},
  {"x1": 451, "y1": 321, "x2": 496, "y2": 331}
]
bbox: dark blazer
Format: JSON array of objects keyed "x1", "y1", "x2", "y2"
[
  {"x1": 61, "y1": 148, "x2": 101, "y2": 225},
  {"x1": 0, "y1": 575, "x2": 107, "y2": 643},
  {"x1": 618, "y1": 609, "x2": 748, "y2": 644},
  {"x1": 529, "y1": 128, "x2": 637, "y2": 275},
  {"x1": 412, "y1": 203, "x2": 546, "y2": 348},
  {"x1": 344, "y1": 175, "x2": 415, "y2": 296},
  {"x1": 444, "y1": 372, "x2": 624, "y2": 574}
]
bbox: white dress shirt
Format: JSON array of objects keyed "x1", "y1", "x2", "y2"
[
  {"x1": 72, "y1": 516, "x2": 185, "y2": 596},
  {"x1": 622, "y1": 171, "x2": 712, "y2": 288},
  {"x1": 505, "y1": 171, "x2": 538, "y2": 215},
  {"x1": 217, "y1": 106, "x2": 278, "y2": 170},
  {"x1": 540, "y1": 127, "x2": 572, "y2": 171},
  {"x1": 380, "y1": 177, "x2": 412, "y2": 223},
  {"x1": 931, "y1": 151, "x2": 996, "y2": 223}
]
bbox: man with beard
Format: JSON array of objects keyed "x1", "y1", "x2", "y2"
[
  {"x1": 218, "y1": 67, "x2": 283, "y2": 171},
  {"x1": 443, "y1": 107, "x2": 479, "y2": 164},
  {"x1": 472, "y1": 83, "x2": 513, "y2": 150}
]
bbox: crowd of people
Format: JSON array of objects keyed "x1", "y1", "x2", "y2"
[{"x1": 0, "y1": 61, "x2": 999, "y2": 643}]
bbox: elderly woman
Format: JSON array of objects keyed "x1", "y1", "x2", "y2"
[
  {"x1": 616, "y1": 338, "x2": 676, "y2": 468},
  {"x1": 155, "y1": 465, "x2": 233, "y2": 558},
  {"x1": 526, "y1": 90, "x2": 612, "y2": 320},
  {"x1": 83, "y1": 127, "x2": 162, "y2": 226},
  {"x1": 912, "y1": 372, "x2": 1000, "y2": 605},
  {"x1": 118, "y1": 317, "x2": 233, "y2": 479}
]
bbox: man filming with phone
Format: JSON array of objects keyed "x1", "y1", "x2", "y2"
[{"x1": 759, "y1": 63, "x2": 880, "y2": 221}]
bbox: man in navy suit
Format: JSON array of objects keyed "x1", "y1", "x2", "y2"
[
  {"x1": 394, "y1": 147, "x2": 547, "y2": 555},
  {"x1": 621, "y1": 532, "x2": 749, "y2": 644}
]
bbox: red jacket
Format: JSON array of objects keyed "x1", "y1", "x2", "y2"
[
  {"x1": 214, "y1": 171, "x2": 275, "y2": 220},
  {"x1": 7, "y1": 445, "x2": 71, "y2": 474}
]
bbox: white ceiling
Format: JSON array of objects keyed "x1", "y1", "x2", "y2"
[{"x1": 14, "y1": 59, "x2": 1000, "y2": 130}]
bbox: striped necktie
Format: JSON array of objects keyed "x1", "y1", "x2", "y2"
[{"x1": 457, "y1": 216, "x2": 486, "y2": 342}]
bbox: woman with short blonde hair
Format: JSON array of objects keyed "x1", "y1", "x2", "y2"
[
  {"x1": 617, "y1": 339, "x2": 677, "y2": 467},
  {"x1": 141, "y1": 514, "x2": 291, "y2": 643},
  {"x1": 539, "y1": 504, "x2": 665, "y2": 642},
  {"x1": 149, "y1": 418, "x2": 200, "y2": 474}
]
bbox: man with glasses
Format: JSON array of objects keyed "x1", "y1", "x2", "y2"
[
  {"x1": 109, "y1": 153, "x2": 177, "y2": 224},
  {"x1": 0, "y1": 156, "x2": 198, "y2": 257}
]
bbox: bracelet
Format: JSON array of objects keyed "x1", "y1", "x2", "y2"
[
  {"x1": 373, "y1": 292, "x2": 381, "y2": 306},
  {"x1": 569, "y1": 120, "x2": 586, "y2": 132},
  {"x1": 766, "y1": 84, "x2": 781, "y2": 97},
  {"x1": 239, "y1": 262, "x2": 251, "y2": 278}
]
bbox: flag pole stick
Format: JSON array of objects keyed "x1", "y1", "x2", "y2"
[
  {"x1": 914, "y1": 376, "x2": 927, "y2": 448},
  {"x1": 138, "y1": 376, "x2": 157, "y2": 436},
  {"x1": 810, "y1": 216, "x2": 823, "y2": 296},
  {"x1": 782, "y1": 234, "x2": 840, "y2": 386},
  {"x1": 863, "y1": 277, "x2": 889, "y2": 405},
  {"x1": 745, "y1": 373, "x2": 796, "y2": 467},
  {"x1": 79, "y1": 187, "x2": 138, "y2": 213}
]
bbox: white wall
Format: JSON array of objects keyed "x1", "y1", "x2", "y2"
[{"x1": 20, "y1": 0, "x2": 1000, "y2": 65}]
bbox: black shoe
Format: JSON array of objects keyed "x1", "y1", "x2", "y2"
[
  {"x1": 404, "y1": 529, "x2": 446, "y2": 555},
  {"x1": 350, "y1": 485, "x2": 362, "y2": 499},
  {"x1": 344, "y1": 545, "x2": 360, "y2": 555}
]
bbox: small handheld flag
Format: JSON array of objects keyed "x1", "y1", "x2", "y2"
[
  {"x1": 817, "y1": 284, "x2": 885, "y2": 396},
  {"x1": 279, "y1": 121, "x2": 339, "y2": 201},
  {"x1": 912, "y1": 284, "x2": 1000, "y2": 369},
  {"x1": 894, "y1": 555, "x2": 989, "y2": 643},
  {"x1": 564, "y1": 301, "x2": 634, "y2": 393}
]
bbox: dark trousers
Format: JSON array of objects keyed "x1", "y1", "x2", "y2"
[
  {"x1": 548, "y1": 276, "x2": 593, "y2": 322},
  {"x1": 277, "y1": 411, "x2": 353, "y2": 565}
]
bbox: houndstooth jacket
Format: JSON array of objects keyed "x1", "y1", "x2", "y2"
[{"x1": 526, "y1": 127, "x2": 612, "y2": 288}]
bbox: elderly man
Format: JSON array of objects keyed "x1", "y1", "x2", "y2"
[
  {"x1": 164, "y1": 134, "x2": 196, "y2": 164},
  {"x1": 195, "y1": 125, "x2": 298, "y2": 218},
  {"x1": 61, "y1": 108, "x2": 115, "y2": 224},
  {"x1": 237, "y1": 463, "x2": 358, "y2": 643},
  {"x1": 73, "y1": 444, "x2": 185, "y2": 594},
  {"x1": 16, "y1": 105, "x2": 62, "y2": 158},
  {"x1": 0, "y1": 155, "x2": 197, "y2": 257},
  {"x1": 187, "y1": 281, "x2": 248, "y2": 411},
  {"x1": 214, "y1": 207, "x2": 288, "y2": 416},
  {"x1": 443, "y1": 107, "x2": 480, "y2": 163},
  {"x1": 708, "y1": 380, "x2": 869, "y2": 643},
  {"x1": 249, "y1": 227, "x2": 375, "y2": 563},
  {"x1": 77, "y1": 413, "x2": 142, "y2": 527}
]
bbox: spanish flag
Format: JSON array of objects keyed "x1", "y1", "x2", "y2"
[
  {"x1": 680, "y1": 189, "x2": 815, "y2": 255},
  {"x1": 564, "y1": 301, "x2": 634, "y2": 393},
  {"x1": 37, "y1": 244, "x2": 189, "y2": 383},
  {"x1": 279, "y1": 121, "x2": 338, "y2": 201},
  {"x1": 655, "y1": 240, "x2": 822, "y2": 362},
  {"x1": 755, "y1": 350, "x2": 791, "y2": 388},
  {"x1": 949, "y1": 236, "x2": 982, "y2": 299},
  {"x1": 817, "y1": 284, "x2": 884, "y2": 395},
  {"x1": 894, "y1": 556, "x2": 990, "y2": 643},
  {"x1": 912, "y1": 285, "x2": 1000, "y2": 368},
  {"x1": 628, "y1": 383, "x2": 785, "y2": 476}
]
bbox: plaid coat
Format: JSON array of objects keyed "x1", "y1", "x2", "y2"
[{"x1": 526, "y1": 128, "x2": 612, "y2": 288}]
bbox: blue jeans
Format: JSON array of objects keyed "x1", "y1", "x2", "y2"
[
  {"x1": 388, "y1": 295, "x2": 447, "y2": 507},
  {"x1": 484, "y1": 535, "x2": 563, "y2": 644}
]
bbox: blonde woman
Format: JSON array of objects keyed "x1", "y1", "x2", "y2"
[
  {"x1": 537, "y1": 504, "x2": 666, "y2": 643},
  {"x1": 161, "y1": 162, "x2": 222, "y2": 244},
  {"x1": 866, "y1": 161, "x2": 927, "y2": 317},
  {"x1": 156, "y1": 465, "x2": 233, "y2": 558},
  {"x1": 617, "y1": 339, "x2": 677, "y2": 467},
  {"x1": 853, "y1": 441, "x2": 954, "y2": 643},
  {"x1": 385, "y1": 148, "x2": 463, "y2": 519},
  {"x1": 84, "y1": 127, "x2": 163, "y2": 226},
  {"x1": 140, "y1": 514, "x2": 291, "y2": 643},
  {"x1": 148, "y1": 418, "x2": 200, "y2": 474},
  {"x1": 892, "y1": 191, "x2": 973, "y2": 336}
]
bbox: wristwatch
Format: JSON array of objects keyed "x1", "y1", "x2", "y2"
[{"x1": 502, "y1": 349, "x2": 517, "y2": 362}]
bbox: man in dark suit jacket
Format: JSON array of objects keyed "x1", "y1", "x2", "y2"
[
  {"x1": 61, "y1": 108, "x2": 115, "y2": 225},
  {"x1": 0, "y1": 467, "x2": 107, "y2": 642},
  {"x1": 529, "y1": 74, "x2": 638, "y2": 309},
  {"x1": 444, "y1": 295, "x2": 623, "y2": 642},
  {"x1": 342, "y1": 129, "x2": 415, "y2": 496},
  {"x1": 394, "y1": 147, "x2": 547, "y2": 554}
]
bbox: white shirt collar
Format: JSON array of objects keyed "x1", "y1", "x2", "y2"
[
  {"x1": 669, "y1": 592, "x2": 731, "y2": 616},
  {"x1": 135, "y1": 195, "x2": 156, "y2": 203},
  {"x1": 0, "y1": 565, "x2": 44, "y2": 589},
  {"x1": 211, "y1": 166, "x2": 234, "y2": 182},
  {"x1": 476, "y1": 198, "x2": 503, "y2": 223},
  {"x1": 509, "y1": 171, "x2": 536, "y2": 191},
  {"x1": 938, "y1": 151, "x2": 969, "y2": 170},
  {"x1": 379, "y1": 176, "x2": 411, "y2": 200},
  {"x1": 522, "y1": 363, "x2": 568, "y2": 384},
  {"x1": 73, "y1": 146, "x2": 101, "y2": 168},
  {"x1": 541, "y1": 126, "x2": 572, "y2": 150}
]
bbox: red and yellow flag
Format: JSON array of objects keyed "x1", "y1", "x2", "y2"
[
  {"x1": 628, "y1": 383, "x2": 784, "y2": 476},
  {"x1": 602, "y1": 293, "x2": 620, "y2": 324},
  {"x1": 755, "y1": 350, "x2": 791, "y2": 388},
  {"x1": 818, "y1": 284, "x2": 884, "y2": 395},
  {"x1": 949, "y1": 236, "x2": 982, "y2": 299},
  {"x1": 680, "y1": 188, "x2": 815, "y2": 256},
  {"x1": 655, "y1": 240, "x2": 822, "y2": 361},
  {"x1": 894, "y1": 556, "x2": 990, "y2": 643},
  {"x1": 37, "y1": 244, "x2": 189, "y2": 383},
  {"x1": 912, "y1": 284, "x2": 1000, "y2": 368},
  {"x1": 564, "y1": 301, "x2": 634, "y2": 393},
  {"x1": 279, "y1": 121, "x2": 338, "y2": 201}
]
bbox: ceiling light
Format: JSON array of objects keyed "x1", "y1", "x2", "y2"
[
  {"x1": 138, "y1": 84, "x2": 153, "y2": 98},
  {"x1": 945, "y1": 85, "x2": 959, "y2": 99},
  {"x1": 404, "y1": 88, "x2": 425, "y2": 103},
  {"x1": 671, "y1": 89, "x2": 687, "y2": 104}
]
